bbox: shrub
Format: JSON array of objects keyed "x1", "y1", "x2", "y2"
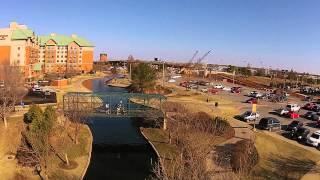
[
  {"x1": 162, "y1": 102, "x2": 186, "y2": 113},
  {"x1": 23, "y1": 104, "x2": 43, "y2": 124},
  {"x1": 212, "y1": 116, "x2": 235, "y2": 139}
]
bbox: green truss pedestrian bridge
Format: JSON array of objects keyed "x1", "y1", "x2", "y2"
[{"x1": 62, "y1": 92, "x2": 167, "y2": 118}]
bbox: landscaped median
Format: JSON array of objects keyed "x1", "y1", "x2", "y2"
[{"x1": 107, "y1": 77, "x2": 131, "y2": 88}]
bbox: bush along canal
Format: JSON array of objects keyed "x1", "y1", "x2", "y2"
[{"x1": 84, "y1": 78, "x2": 157, "y2": 180}]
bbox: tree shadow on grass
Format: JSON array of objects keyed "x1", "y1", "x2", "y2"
[{"x1": 252, "y1": 153, "x2": 320, "y2": 180}]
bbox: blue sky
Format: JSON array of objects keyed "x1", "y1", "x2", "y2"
[{"x1": 1, "y1": 0, "x2": 320, "y2": 73}]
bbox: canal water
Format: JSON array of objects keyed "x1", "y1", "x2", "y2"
[{"x1": 84, "y1": 78, "x2": 156, "y2": 180}]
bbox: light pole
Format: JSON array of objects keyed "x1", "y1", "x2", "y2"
[{"x1": 162, "y1": 61, "x2": 165, "y2": 87}]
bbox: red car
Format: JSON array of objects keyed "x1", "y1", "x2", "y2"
[
  {"x1": 179, "y1": 82, "x2": 189, "y2": 87},
  {"x1": 304, "y1": 103, "x2": 317, "y2": 110},
  {"x1": 287, "y1": 111, "x2": 300, "y2": 119},
  {"x1": 208, "y1": 88, "x2": 219, "y2": 94},
  {"x1": 246, "y1": 98, "x2": 258, "y2": 104},
  {"x1": 231, "y1": 87, "x2": 241, "y2": 93}
]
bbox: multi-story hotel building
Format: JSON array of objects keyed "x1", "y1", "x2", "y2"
[{"x1": 0, "y1": 22, "x2": 94, "y2": 80}]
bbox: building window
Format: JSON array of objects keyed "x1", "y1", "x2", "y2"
[
  {"x1": 17, "y1": 53, "x2": 20, "y2": 57},
  {"x1": 18, "y1": 47, "x2": 20, "y2": 50},
  {"x1": 57, "y1": 55, "x2": 59, "y2": 58}
]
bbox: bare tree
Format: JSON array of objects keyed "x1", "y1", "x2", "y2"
[
  {"x1": 152, "y1": 102, "x2": 236, "y2": 180},
  {"x1": 0, "y1": 65, "x2": 26, "y2": 128},
  {"x1": 64, "y1": 99, "x2": 90, "y2": 145}
]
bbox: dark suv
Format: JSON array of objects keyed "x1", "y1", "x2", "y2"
[
  {"x1": 286, "y1": 120, "x2": 303, "y2": 132},
  {"x1": 258, "y1": 117, "x2": 281, "y2": 131},
  {"x1": 289, "y1": 127, "x2": 310, "y2": 142}
]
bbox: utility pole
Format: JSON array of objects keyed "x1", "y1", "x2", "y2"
[
  {"x1": 162, "y1": 61, "x2": 165, "y2": 87},
  {"x1": 129, "y1": 63, "x2": 132, "y2": 80},
  {"x1": 233, "y1": 70, "x2": 235, "y2": 86}
]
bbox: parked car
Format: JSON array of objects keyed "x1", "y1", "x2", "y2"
[
  {"x1": 312, "y1": 105, "x2": 320, "y2": 112},
  {"x1": 246, "y1": 98, "x2": 258, "y2": 104},
  {"x1": 222, "y1": 87, "x2": 231, "y2": 91},
  {"x1": 306, "y1": 130, "x2": 320, "y2": 147},
  {"x1": 168, "y1": 79, "x2": 176, "y2": 83},
  {"x1": 316, "y1": 120, "x2": 320, "y2": 128},
  {"x1": 248, "y1": 91, "x2": 263, "y2": 98},
  {"x1": 286, "y1": 104, "x2": 301, "y2": 112},
  {"x1": 258, "y1": 117, "x2": 281, "y2": 131},
  {"x1": 310, "y1": 114, "x2": 320, "y2": 121},
  {"x1": 0, "y1": 80, "x2": 4, "y2": 88},
  {"x1": 303, "y1": 103, "x2": 317, "y2": 110},
  {"x1": 286, "y1": 111, "x2": 300, "y2": 119},
  {"x1": 32, "y1": 87, "x2": 42, "y2": 93},
  {"x1": 286, "y1": 120, "x2": 303, "y2": 132},
  {"x1": 231, "y1": 87, "x2": 241, "y2": 93},
  {"x1": 275, "y1": 108, "x2": 289, "y2": 116},
  {"x1": 240, "y1": 111, "x2": 260, "y2": 122},
  {"x1": 289, "y1": 127, "x2": 310, "y2": 142},
  {"x1": 180, "y1": 82, "x2": 188, "y2": 87},
  {"x1": 198, "y1": 81, "x2": 210, "y2": 86},
  {"x1": 213, "y1": 84, "x2": 224, "y2": 89},
  {"x1": 208, "y1": 88, "x2": 219, "y2": 94},
  {"x1": 304, "y1": 111, "x2": 318, "y2": 120},
  {"x1": 201, "y1": 88, "x2": 208, "y2": 93}
]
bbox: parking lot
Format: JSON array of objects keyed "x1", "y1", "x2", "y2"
[{"x1": 171, "y1": 77, "x2": 320, "y2": 148}]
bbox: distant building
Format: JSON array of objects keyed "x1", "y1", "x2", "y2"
[
  {"x1": 0, "y1": 22, "x2": 94, "y2": 80},
  {"x1": 0, "y1": 22, "x2": 40, "y2": 79},
  {"x1": 100, "y1": 53, "x2": 108, "y2": 62}
]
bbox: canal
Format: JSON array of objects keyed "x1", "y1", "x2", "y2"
[{"x1": 84, "y1": 78, "x2": 156, "y2": 180}]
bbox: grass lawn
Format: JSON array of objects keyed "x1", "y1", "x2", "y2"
[
  {"x1": 141, "y1": 128, "x2": 178, "y2": 160},
  {"x1": 252, "y1": 132, "x2": 320, "y2": 180}
]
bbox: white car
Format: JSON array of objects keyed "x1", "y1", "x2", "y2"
[
  {"x1": 33, "y1": 87, "x2": 42, "y2": 92},
  {"x1": 168, "y1": 79, "x2": 176, "y2": 83},
  {"x1": 240, "y1": 111, "x2": 260, "y2": 122},
  {"x1": 222, "y1": 87, "x2": 231, "y2": 91},
  {"x1": 171, "y1": 75, "x2": 182, "y2": 79},
  {"x1": 249, "y1": 91, "x2": 263, "y2": 98},
  {"x1": 213, "y1": 84, "x2": 224, "y2": 89},
  {"x1": 275, "y1": 108, "x2": 289, "y2": 116},
  {"x1": 201, "y1": 88, "x2": 208, "y2": 93},
  {"x1": 286, "y1": 104, "x2": 300, "y2": 112},
  {"x1": 307, "y1": 130, "x2": 320, "y2": 147}
]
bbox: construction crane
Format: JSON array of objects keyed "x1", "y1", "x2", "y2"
[
  {"x1": 187, "y1": 50, "x2": 198, "y2": 65},
  {"x1": 196, "y1": 50, "x2": 212, "y2": 64}
]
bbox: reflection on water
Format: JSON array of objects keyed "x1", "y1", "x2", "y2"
[{"x1": 84, "y1": 78, "x2": 156, "y2": 180}]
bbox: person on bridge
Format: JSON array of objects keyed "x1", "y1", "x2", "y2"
[{"x1": 105, "y1": 103, "x2": 110, "y2": 114}]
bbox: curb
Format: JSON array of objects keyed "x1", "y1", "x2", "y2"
[
  {"x1": 80, "y1": 125, "x2": 93, "y2": 180},
  {"x1": 140, "y1": 128, "x2": 167, "y2": 178}
]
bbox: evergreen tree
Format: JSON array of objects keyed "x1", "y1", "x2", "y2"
[{"x1": 131, "y1": 63, "x2": 157, "y2": 92}]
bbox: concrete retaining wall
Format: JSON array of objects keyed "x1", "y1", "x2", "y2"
[
  {"x1": 140, "y1": 128, "x2": 167, "y2": 178},
  {"x1": 80, "y1": 125, "x2": 93, "y2": 180}
]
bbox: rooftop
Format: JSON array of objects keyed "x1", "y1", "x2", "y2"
[{"x1": 39, "y1": 34, "x2": 94, "y2": 47}]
